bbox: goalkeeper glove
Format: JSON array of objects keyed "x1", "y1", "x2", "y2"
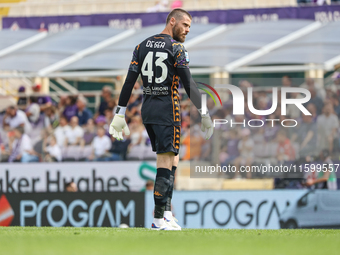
[
  {"x1": 198, "y1": 109, "x2": 214, "y2": 140},
  {"x1": 109, "y1": 106, "x2": 130, "y2": 141}
]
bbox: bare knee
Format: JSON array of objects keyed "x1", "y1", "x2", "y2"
[{"x1": 157, "y1": 152, "x2": 175, "y2": 170}]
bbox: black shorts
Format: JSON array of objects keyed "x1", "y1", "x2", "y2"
[{"x1": 144, "y1": 124, "x2": 180, "y2": 155}]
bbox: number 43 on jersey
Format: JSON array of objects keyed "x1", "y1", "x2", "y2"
[{"x1": 141, "y1": 52, "x2": 168, "y2": 84}]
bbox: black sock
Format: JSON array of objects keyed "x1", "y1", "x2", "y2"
[
  {"x1": 153, "y1": 168, "x2": 171, "y2": 218},
  {"x1": 154, "y1": 205, "x2": 165, "y2": 220},
  {"x1": 165, "y1": 166, "x2": 176, "y2": 211}
]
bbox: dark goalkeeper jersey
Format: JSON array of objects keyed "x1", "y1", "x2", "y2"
[{"x1": 128, "y1": 34, "x2": 189, "y2": 126}]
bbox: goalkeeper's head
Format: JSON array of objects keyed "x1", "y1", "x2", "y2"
[{"x1": 165, "y1": 8, "x2": 192, "y2": 43}]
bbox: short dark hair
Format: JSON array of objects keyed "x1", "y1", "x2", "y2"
[{"x1": 166, "y1": 8, "x2": 192, "y2": 24}]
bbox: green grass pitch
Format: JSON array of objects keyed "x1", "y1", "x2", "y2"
[{"x1": 1, "y1": 227, "x2": 339, "y2": 255}]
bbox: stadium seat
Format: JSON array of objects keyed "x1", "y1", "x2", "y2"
[
  {"x1": 63, "y1": 145, "x2": 82, "y2": 161},
  {"x1": 79, "y1": 145, "x2": 92, "y2": 160}
]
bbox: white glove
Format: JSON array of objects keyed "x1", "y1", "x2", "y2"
[
  {"x1": 201, "y1": 114, "x2": 214, "y2": 140},
  {"x1": 109, "y1": 114, "x2": 130, "y2": 141}
]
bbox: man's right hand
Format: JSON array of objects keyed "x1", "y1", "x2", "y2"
[{"x1": 109, "y1": 114, "x2": 130, "y2": 141}]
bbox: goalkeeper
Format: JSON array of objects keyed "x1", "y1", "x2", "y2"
[{"x1": 109, "y1": 8, "x2": 214, "y2": 230}]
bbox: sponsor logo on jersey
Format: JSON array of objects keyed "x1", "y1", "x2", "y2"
[
  {"x1": 143, "y1": 86, "x2": 169, "y2": 95},
  {"x1": 143, "y1": 87, "x2": 152, "y2": 95},
  {"x1": 152, "y1": 87, "x2": 168, "y2": 91}
]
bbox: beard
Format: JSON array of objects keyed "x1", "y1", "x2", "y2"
[{"x1": 172, "y1": 24, "x2": 185, "y2": 43}]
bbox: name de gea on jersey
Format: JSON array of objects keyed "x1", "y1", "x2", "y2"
[{"x1": 146, "y1": 40, "x2": 166, "y2": 49}]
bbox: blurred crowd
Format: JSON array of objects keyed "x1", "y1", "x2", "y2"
[
  {"x1": 0, "y1": 84, "x2": 136, "y2": 163},
  {"x1": 1, "y1": 74, "x2": 340, "y2": 178},
  {"x1": 212, "y1": 74, "x2": 340, "y2": 181}
]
